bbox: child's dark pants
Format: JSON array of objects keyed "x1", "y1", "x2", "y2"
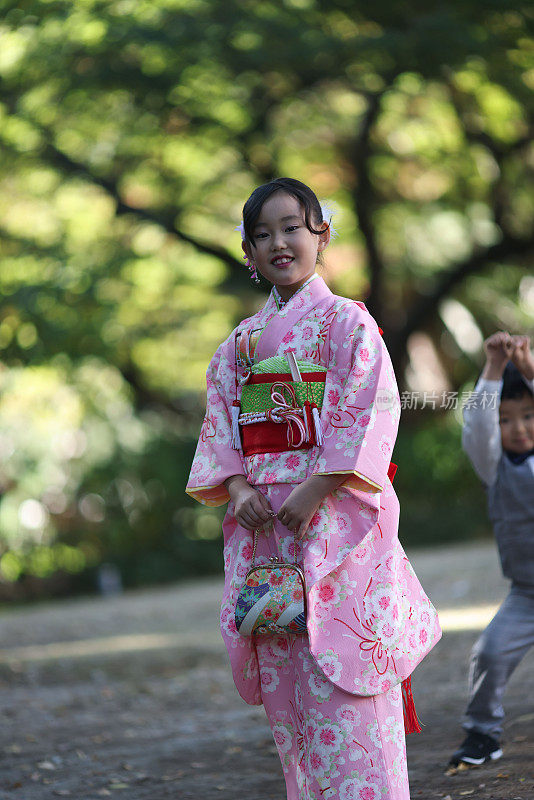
[{"x1": 463, "y1": 583, "x2": 534, "y2": 738}]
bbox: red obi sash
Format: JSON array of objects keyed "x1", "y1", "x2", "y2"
[
  {"x1": 241, "y1": 371, "x2": 326, "y2": 457},
  {"x1": 242, "y1": 420, "x2": 314, "y2": 456}
]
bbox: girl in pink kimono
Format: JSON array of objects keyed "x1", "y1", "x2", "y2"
[{"x1": 186, "y1": 178, "x2": 441, "y2": 800}]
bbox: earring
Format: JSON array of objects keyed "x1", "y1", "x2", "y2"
[{"x1": 243, "y1": 254, "x2": 260, "y2": 284}]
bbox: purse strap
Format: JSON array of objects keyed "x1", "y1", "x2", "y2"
[{"x1": 251, "y1": 524, "x2": 298, "y2": 569}]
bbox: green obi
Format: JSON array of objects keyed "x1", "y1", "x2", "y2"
[{"x1": 240, "y1": 356, "x2": 326, "y2": 415}]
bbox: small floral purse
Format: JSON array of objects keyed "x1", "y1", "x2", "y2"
[{"x1": 234, "y1": 529, "x2": 307, "y2": 637}]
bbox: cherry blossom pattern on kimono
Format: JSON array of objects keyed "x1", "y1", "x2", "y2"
[
  {"x1": 295, "y1": 300, "x2": 441, "y2": 695},
  {"x1": 186, "y1": 274, "x2": 441, "y2": 703},
  {"x1": 219, "y1": 499, "x2": 263, "y2": 705},
  {"x1": 186, "y1": 336, "x2": 248, "y2": 507}
]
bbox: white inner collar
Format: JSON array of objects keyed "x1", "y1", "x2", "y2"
[{"x1": 273, "y1": 273, "x2": 317, "y2": 309}]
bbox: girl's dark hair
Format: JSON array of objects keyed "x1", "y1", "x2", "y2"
[
  {"x1": 501, "y1": 361, "x2": 534, "y2": 401},
  {"x1": 242, "y1": 177, "x2": 324, "y2": 248}
]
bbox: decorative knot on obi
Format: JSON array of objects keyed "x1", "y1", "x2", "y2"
[
  {"x1": 246, "y1": 382, "x2": 307, "y2": 449},
  {"x1": 235, "y1": 356, "x2": 327, "y2": 457}
]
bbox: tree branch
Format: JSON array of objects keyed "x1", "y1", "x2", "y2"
[
  {"x1": 42, "y1": 141, "x2": 243, "y2": 271},
  {"x1": 446, "y1": 80, "x2": 533, "y2": 231},
  {"x1": 0, "y1": 106, "x2": 243, "y2": 276},
  {"x1": 340, "y1": 84, "x2": 392, "y2": 318},
  {"x1": 389, "y1": 231, "x2": 534, "y2": 374}
]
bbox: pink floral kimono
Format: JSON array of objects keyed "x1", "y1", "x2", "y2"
[{"x1": 186, "y1": 273, "x2": 441, "y2": 799}]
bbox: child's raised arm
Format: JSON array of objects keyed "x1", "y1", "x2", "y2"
[
  {"x1": 480, "y1": 331, "x2": 514, "y2": 380},
  {"x1": 462, "y1": 332, "x2": 511, "y2": 486},
  {"x1": 510, "y1": 334, "x2": 534, "y2": 381}
]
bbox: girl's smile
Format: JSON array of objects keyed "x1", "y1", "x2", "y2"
[
  {"x1": 271, "y1": 256, "x2": 294, "y2": 267},
  {"x1": 242, "y1": 190, "x2": 330, "y2": 301}
]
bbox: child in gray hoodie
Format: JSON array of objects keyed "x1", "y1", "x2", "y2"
[{"x1": 450, "y1": 331, "x2": 534, "y2": 766}]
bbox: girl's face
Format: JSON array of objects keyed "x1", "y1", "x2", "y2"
[
  {"x1": 242, "y1": 190, "x2": 330, "y2": 301},
  {"x1": 499, "y1": 394, "x2": 534, "y2": 453}
]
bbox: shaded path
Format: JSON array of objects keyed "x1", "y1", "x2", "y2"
[{"x1": 0, "y1": 542, "x2": 533, "y2": 799}]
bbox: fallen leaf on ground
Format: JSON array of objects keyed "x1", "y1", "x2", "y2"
[
  {"x1": 161, "y1": 772, "x2": 184, "y2": 781},
  {"x1": 444, "y1": 762, "x2": 470, "y2": 777}
]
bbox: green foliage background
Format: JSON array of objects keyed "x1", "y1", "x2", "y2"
[{"x1": 0, "y1": 0, "x2": 532, "y2": 599}]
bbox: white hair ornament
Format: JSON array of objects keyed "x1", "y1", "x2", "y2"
[
  {"x1": 319, "y1": 201, "x2": 338, "y2": 239},
  {"x1": 235, "y1": 199, "x2": 338, "y2": 241}
]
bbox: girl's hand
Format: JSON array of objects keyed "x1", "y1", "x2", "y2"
[
  {"x1": 481, "y1": 331, "x2": 513, "y2": 380},
  {"x1": 225, "y1": 475, "x2": 275, "y2": 531},
  {"x1": 277, "y1": 474, "x2": 347, "y2": 540},
  {"x1": 510, "y1": 335, "x2": 534, "y2": 381}
]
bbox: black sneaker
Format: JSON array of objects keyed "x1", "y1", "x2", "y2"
[{"x1": 449, "y1": 731, "x2": 503, "y2": 766}]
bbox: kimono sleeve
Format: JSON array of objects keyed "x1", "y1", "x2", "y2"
[
  {"x1": 311, "y1": 302, "x2": 400, "y2": 495},
  {"x1": 185, "y1": 338, "x2": 247, "y2": 507}
]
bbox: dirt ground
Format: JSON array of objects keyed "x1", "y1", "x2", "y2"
[{"x1": 0, "y1": 541, "x2": 533, "y2": 800}]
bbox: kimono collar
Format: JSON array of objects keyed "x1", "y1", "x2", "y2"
[
  {"x1": 272, "y1": 272, "x2": 321, "y2": 313},
  {"x1": 253, "y1": 273, "x2": 335, "y2": 365}
]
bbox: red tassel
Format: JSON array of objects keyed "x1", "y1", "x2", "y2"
[
  {"x1": 401, "y1": 676, "x2": 422, "y2": 735},
  {"x1": 303, "y1": 400, "x2": 315, "y2": 444},
  {"x1": 378, "y1": 326, "x2": 383, "y2": 335},
  {"x1": 387, "y1": 461, "x2": 397, "y2": 483}
]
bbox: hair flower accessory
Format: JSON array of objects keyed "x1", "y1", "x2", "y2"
[{"x1": 319, "y1": 200, "x2": 338, "y2": 239}]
